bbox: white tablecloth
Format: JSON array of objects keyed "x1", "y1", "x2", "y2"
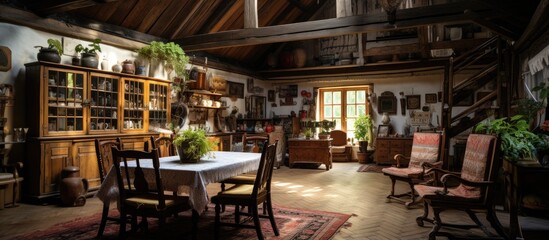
[{"x1": 95, "y1": 151, "x2": 261, "y2": 213}]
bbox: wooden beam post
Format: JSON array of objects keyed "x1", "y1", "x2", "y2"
[
  {"x1": 336, "y1": 0, "x2": 353, "y2": 18},
  {"x1": 244, "y1": 0, "x2": 258, "y2": 28}
]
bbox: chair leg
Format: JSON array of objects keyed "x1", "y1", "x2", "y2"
[
  {"x1": 214, "y1": 204, "x2": 221, "y2": 240},
  {"x1": 118, "y1": 210, "x2": 127, "y2": 239},
  {"x1": 97, "y1": 203, "x2": 110, "y2": 238},
  {"x1": 387, "y1": 177, "x2": 397, "y2": 199},
  {"x1": 235, "y1": 204, "x2": 241, "y2": 224},
  {"x1": 266, "y1": 195, "x2": 279, "y2": 236},
  {"x1": 416, "y1": 201, "x2": 430, "y2": 227},
  {"x1": 251, "y1": 204, "x2": 264, "y2": 240},
  {"x1": 486, "y1": 208, "x2": 508, "y2": 238},
  {"x1": 220, "y1": 183, "x2": 226, "y2": 212},
  {"x1": 428, "y1": 207, "x2": 443, "y2": 240},
  {"x1": 404, "y1": 181, "x2": 418, "y2": 208},
  {"x1": 191, "y1": 210, "x2": 199, "y2": 240}
]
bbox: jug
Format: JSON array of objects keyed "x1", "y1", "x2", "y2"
[{"x1": 59, "y1": 166, "x2": 89, "y2": 207}]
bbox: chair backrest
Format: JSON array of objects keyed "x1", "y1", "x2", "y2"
[
  {"x1": 111, "y1": 147, "x2": 168, "y2": 209},
  {"x1": 94, "y1": 138, "x2": 121, "y2": 183},
  {"x1": 408, "y1": 130, "x2": 445, "y2": 168},
  {"x1": 252, "y1": 140, "x2": 278, "y2": 197},
  {"x1": 330, "y1": 130, "x2": 347, "y2": 146},
  {"x1": 451, "y1": 134, "x2": 498, "y2": 200},
  {"x1": 146, "y1": 136, "x2": 175, "y2": 157},
  {"x1": 242, "y1": 133, "x2": 269, "y2": 153}
]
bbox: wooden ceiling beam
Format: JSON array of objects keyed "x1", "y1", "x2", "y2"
[
  {"x1": 464, "y1": 10, "x2": 521, "y2": 40},
  {"x1": 176, "y1": 1, "x2": 500, "y2": 51},
  {"x1": 20, "y1": 0, "x2": 102, "y2": 16},
  {"x1": 258, "y1": 59, "x2": 447, "y2": 80},
  {"x1": 515, "y1": 0, "x2": 549, "y2": 51},
  {"x1": 0, "y1": 6, "x2": 158, "y2": 49},
  {"x1": 197, "y1": 0, "x2": 237, "y2": 34}
]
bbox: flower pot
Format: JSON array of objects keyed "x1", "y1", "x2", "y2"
[
  {"x1": 37, "y1": 48, "x2": 61, "y2": 63},
  {"x1": 176, "y1": 142, "x2": 201, "y2": 163},
  {"x1": 80, "y1": 53, "x2": 99, "y2": 68},
  {"x1": 122, "y1": 60, "x2": 135, "y2": 74}
]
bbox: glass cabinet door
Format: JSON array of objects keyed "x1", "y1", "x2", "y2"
[
  {"x1": 122, "y1": 78, "x2": 145, "y2": 131},
  {"x1": 46, "y1": 68, "x2": 86, "y2": 135},
  {"x1": 148, "y1": 82, "x2": 169, "y2": 129},
  {"x1": 90, "y1": 73, "x2": 119, "y2": 133}
]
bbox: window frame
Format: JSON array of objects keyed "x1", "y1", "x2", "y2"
[{"x1": 319, "y1": 86, "x2": 371, "y2": 135}]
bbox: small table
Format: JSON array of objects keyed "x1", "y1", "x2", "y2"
[
  {"x1": 96, "y1": 151, "x2": 262, "y2": 213},
  {"x1": 503, "y1": 160, "x2": 549, "y2": 239},
  {"x1": 288, "y1": 138, "x2": 332, "y2": 170}
]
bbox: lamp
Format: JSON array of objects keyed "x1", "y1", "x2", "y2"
[{"x1": 380, "y1": 0, "x2": 404, "y2": 25}]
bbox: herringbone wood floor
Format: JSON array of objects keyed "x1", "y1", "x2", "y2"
[{"x1": 1, "y1": 162, "x2": 548, "y2": 239}]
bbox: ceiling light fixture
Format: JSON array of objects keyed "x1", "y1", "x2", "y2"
[{"x1": 380, "y1": 0, "x2": 404, "y2": 25}]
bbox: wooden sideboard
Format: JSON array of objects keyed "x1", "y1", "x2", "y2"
[
  {"x1": 374, "y1": 137, "x2": 413, "y2": 165},
  {"x1": 503, "y1": 160, "x2": 549, "y2": 239},
  {"x1": 288, "y1": 138, "x2": 332, "y2": 171}
]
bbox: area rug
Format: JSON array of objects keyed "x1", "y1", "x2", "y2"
[
  {"x1": 357, "y1": 164, "x2": 388, "y2": 173},
  {"x1": 12, "y1": 205, "x2": 351, "y2": 240}
]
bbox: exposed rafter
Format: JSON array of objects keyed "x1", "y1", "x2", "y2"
[{"x1": 175, "y1": 1, "x2": 512, "y2": 52}]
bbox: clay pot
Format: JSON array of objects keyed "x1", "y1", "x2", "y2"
[
  {"x1": 112, "y1": 62, "x2": 122, "y2": 73},
  {"x1": 122, "y1": 60, "x2": 135, "y2": 74},
  {"x1": 278, "y1": 49, "x2": 294, "y2": 69},
  {"x1": 37, "y1": 48, "x2": 61, "y2": 63},
  {"x1": 59, "y1": 166, "x2": 89, "y2": 207},
  {"x1": 80, "y1": 53, "x2": 99, "y2": 68},
  {"x1": 292, "y1": 47, "x2": 306, "y2": 68}
]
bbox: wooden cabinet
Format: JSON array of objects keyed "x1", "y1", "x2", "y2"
[
  {"x1": 24, "y1": 62, "x2": 168, "y2": 201},
  {"x1": 207, "y1": 134, "x2": 232, "y2": 151},
  {"x1": 374, "y1": 137, "x2": 413, "y2": 165},
  {"x1": 288, "y1": 138, "x2": 332, "y2": 171}
]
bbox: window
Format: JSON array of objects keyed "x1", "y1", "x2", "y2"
[{"x1": 319, "y1": 86, "x2": 370, "y2": 139}]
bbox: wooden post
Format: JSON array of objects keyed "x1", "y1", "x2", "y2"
[{"x1": 244, "y1": 0, "x2": 258, "y2": 28}]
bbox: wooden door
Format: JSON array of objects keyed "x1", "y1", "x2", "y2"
[
  {"x1": 73, "y1": 141, "x2": 101, "y2": 190},
  {"x1": 42, "y1": 141, "x2": 71, "y2": 194}
]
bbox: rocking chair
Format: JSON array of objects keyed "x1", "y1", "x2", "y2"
[
  {"x1": 414, "y1": 134, "x2": 507, "y2": 239},
  {"x1": 382, "y1": 131, "x2": 445, "y2": 207}
]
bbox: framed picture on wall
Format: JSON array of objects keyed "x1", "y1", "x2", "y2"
[
  {"x1": 226, "y1": 81, "x2": 244, "y2": 99},
  {"x1": 425, "y1": 93, "x2": 437, "y2": 104},
  {"x1": 406, "y1": 95, "x2": 421, "y2": 109},
  {"x1": 377, "y1": 91, "x2": 397, "y2": 114}
]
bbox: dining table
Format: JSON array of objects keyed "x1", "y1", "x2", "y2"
[{"x1": 95, "y1": 151, "x2": 262, "y2": 214}]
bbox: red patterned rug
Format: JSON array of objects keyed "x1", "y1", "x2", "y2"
[
  {"x1": 357, "y1": 164, "x2": 388, "y2": 173},
  {"x1": 13, "y1": 205, "x2": 351, "y2": 240}
]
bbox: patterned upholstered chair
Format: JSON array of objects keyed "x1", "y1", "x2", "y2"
[
  {"x1": 414, "y1": 134, "x2": 506, "y2": 240},
  {"x1": 382, "y1": 131, "x2": 445, "y2": 207},
  {"x1": 330, "y1": 130, "x2": 351, "y2": 162}
]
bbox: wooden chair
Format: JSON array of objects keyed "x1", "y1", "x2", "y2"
[
  {"x1": 0, "y1": 157, "x2": 22, "y2": 209},
  {"x1": 94, "y1": 138, "x2": 126, "y2": 238},
  {"x1": 330, "y1": 130, "x2": 351, "y2": 162},
  {"x1": 211, "y1": 141, "x2": 279, "y2": 239},
  {"x1": 145, "y1": 136, "x2": 175, "y2": 157},
  {"x1": 111, "y1": 147, "x2": 192, "y2": 238},
  {"x1": 414, "y1": 134, "x2": 507, "y2": 239},
  {"x1": 381, "y1": 131, "x2": 445, "y2": 207},
  {"x1": 241, "y1": 133, "x2": 269, "y2": 153},
  {"x1": 220, "y1": 133, "x2": 269, "y2": 194}
]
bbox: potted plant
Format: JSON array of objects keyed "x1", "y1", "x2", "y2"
[
  {"x1": 35, "y1": 38, "x2": 63, "y2": 63},
  {"x1": 318, "y1": 120, "x2": 335, "y2": 139},
  {"x1": 303, "y1": 128, "x2": 314, "y2": 139},
  {"x1": 173, "y1": 128, "x2": 214, "y2": 163},
  {"x1": 136, "y1": 41, "x2": 189, "y2": 82},
  {"x1": 474, "y1": 115, "x2": 542, "y2": 162},
  {"x1": 354, "y1": 114, "x2": 373, "y2": 153},
  {"x1": 75, "y1": 38, "x2": 102, "y2": 68}
]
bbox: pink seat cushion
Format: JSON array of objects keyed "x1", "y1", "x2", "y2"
[
  {"x1": 331, "y1": 146, "x2": 347, "y2": 153},
  {"x1": 382, "y1": 167, "x2": 423, "y2": 178}
]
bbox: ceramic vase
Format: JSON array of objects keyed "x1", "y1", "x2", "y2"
[
  {"x1": 382, "y1": 112, "x2": 391, "y2": 124},
  {"x1": 112, "y1": 62, "x2": 122, "y2": 73},
  {"x1": 59, "y1": 166, "x2": 88, "y2": 207},
  {"x1": 37, "y1": 48, "x2": 61, "y2": 63}
]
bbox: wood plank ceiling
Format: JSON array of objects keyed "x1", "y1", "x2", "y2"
[{"x1": 3, "y1": 0, "x2": 544, "y2": 76}]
